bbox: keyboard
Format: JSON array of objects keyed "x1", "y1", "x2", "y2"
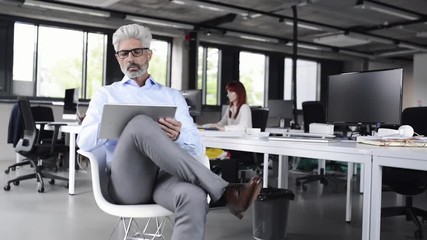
[
  {"x1": 50, "y1": 121, "x2": 80, "y2": 126},
  {"x1": 269, "y1": 136, "x2": 336, "y2": 143},
  {"x1": 283, "y1": 131, "x2": 336, "y2": 139}
]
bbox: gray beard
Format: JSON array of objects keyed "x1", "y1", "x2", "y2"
[{"x1": 122, "y1": 63, "x2": 149, "y2": 79}]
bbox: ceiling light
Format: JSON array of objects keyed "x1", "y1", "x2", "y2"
[
  {"x1": 355, "y1": 0, "x2": 419, "y2": 21},
  {"x1": 198, "y1": 4, "x2": 224, "y2": 12},
  {"x1": 24, "y1": 0, "x2": 110, "y2": 17},
  {"x1": 378, "y1": 49, "x2": 418, "y2": 57},
  {"x1": 397, "y1": 42, "x2": 427, "y2": 52},
  {"x1": 313, "y1": 33, "x2": 370, "y2": 47},
  {"x1": 170, "y1": 0, "x2": 252, "y2": 18},
  {"x1": 226, "y1": 32, "x2": 279, "y2": 43},
  {"x1": 416, "y1": 32, "x2": 427, "y2": 38},
  {"x1": 347, "y1": 32, "x2": 394, "y2": 44},
  {"x1": 286, "y1": 42, "x2": 330, "y2": 51},
  {"x1": 284, "y1": 21, "x2": 322, "y2": 31},
  {"x1": 171, "y1": 0, "x2": 185, "y2": 4},
  {"x1": 126, "y1": 15, "x2": 194, "y2": 30}
]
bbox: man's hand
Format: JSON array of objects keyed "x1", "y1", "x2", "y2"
[{"x1": 158, "y1": 117, "x2": 182, "y2": 141}]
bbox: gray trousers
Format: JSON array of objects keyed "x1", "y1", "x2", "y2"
[{"x1": 108, "y1": 115, "x2": 229, "y2": 240}]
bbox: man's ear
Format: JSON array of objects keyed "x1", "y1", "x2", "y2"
[{"x1": 147, "y1": 50, "x2": 153, "y2": 61}]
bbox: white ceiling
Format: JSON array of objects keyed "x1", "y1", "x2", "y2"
[{"x1": 3, "y1": 0, "x2": 427, "y2": 60}]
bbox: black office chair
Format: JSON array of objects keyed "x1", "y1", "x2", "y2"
[
  {"x1": 4, "y1": 97, "x2": 68, "y2": 193},
  {"x1": 5, "y1": 103, "x2": 62, "y2": 174},
  {"x1": 381, "y1": 107, "x2": 427, "y2": 239},
  {"x1": 31, "y1": 105, "x2": 56, "y2": 142},
  {"x1": 251, "y1": 107, "x2": 269, "y2": 132},
  {"x1": 296, "y1": 101, "x2": 344, "y2": 190},
  {"x1": 302, "y1": 101, "x2": 325, "y2": 133}
]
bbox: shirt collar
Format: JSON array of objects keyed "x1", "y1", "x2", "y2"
[{"x1": 119, "y1": 75, "x2": 158, "y2": 88}]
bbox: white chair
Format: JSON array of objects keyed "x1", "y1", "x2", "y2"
[{"x1": 78, "y1": 148, "x2": 210, "y2": 240}]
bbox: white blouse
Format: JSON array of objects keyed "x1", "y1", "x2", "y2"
[{"x1": 216, "y1": 104, "x2": 252, "y2": 132}]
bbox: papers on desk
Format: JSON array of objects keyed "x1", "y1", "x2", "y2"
[{"x1": 357, "y1": 136, "x2": 427, "y2": 147}]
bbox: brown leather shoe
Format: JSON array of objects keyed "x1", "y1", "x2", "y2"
[{"x1": 225, "y1": 176, "x2": 262, "y2": 219}]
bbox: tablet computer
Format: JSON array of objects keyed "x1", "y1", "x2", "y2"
[{"x1": 99, "y1": 103, "x2": 177, "y2": 139}]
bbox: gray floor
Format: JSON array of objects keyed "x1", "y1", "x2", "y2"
[{"x1": 0, "y1": 159, "x2": 427, "y2": 240}]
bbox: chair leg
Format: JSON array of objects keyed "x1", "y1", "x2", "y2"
[
  {"x1": 296, "y1": 166, "x2": 346, "y2": 191},
  {"x1": 4, "y1": 158, "x2": 68, "y2": 192},
  {"x1": 119, "y1": 217, "x2": 173, "y2": 240},
  {"x1": 406, "y1": 207, "x2": 423, "y2": 239},
  {"x1": 413, "y1": 207, "x2": 427, "y2": 220},
  {"x1": 296, "y1": 168, "x2": 328, "y2": 191},
  {"x1": 4, "y1": 159, "x2": 36, "y2": 174},
  {"x1": 4, "y1": 172, "x2": 38, "y2": 191},
  {"x1": 381, "y1": 201, "x2": 426, "y2": 239},
  {"x1": 381, "y1": 206, "x2": 406, "y2": 218},
  {"x1": 40, "y1": 171, "x2": 68, "y2": 182}
]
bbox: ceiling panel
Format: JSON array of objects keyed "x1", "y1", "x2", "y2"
[{"x1": 3, "y1": 0, "x2": 427, "y2": 60}]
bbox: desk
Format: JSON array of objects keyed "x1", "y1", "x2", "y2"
[
  {"x1": 370, "y1": 147, "x2": 427, "y2": 240},
  {"x1": 202, "y1": 135, "x2": 374, "y2": 240},
  {"x1": 60, "y1": 125, "x2": 81, "y2": 195}
]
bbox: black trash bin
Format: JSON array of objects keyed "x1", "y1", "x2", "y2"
[{"x1": 253, "y1": 187, "x2": 295, "y2": 240}]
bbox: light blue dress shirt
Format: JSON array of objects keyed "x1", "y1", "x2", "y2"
[{"x1": 77, "y1": 76, "x2": 205, "y2": 164}]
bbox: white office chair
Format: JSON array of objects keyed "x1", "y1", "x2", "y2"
[{"x1": 78, "y1": 148, "x2": 210, "y2": 240}]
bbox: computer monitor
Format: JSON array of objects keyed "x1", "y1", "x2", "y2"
[
  {"x1": 267, "y1": 99, "x2": 294, "y2": 127},
  {"x1": 181, "y1": 89, "x2": 202, "y2": 117},
  {"x1": 327, "y1": 68, "x2": 403, "y2": 127},
  {"x1": 63, "y1": 88, "x2": 79, "y2": 120}
]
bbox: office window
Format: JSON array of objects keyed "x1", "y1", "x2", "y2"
[
  {"x1": 284, "y1": 58, "x2": 320, "y2": 109},
  {"x1": 149, "y1": 39, "x2": 170, "y2": 86},
  {"x1": 12, "y1": 22, "x2": 107, "y2": 99},
  {"x1": 37, "y1": 26, "x2": 83, "y2": 97},
  {"x1": 198, "y1": 46, "x2": 220, "y2": 105},
  {"x1": 239, "y1": 51, "x2": 265, "y2": 106},
  {"x1": 13, "y1": 23, "x2": 36, "y2": 83}
]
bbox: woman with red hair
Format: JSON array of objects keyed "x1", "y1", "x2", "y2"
[{"x1": 203, "y1": 81, "x2": 252, "y2": 131}]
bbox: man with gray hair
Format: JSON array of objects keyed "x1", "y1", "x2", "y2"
[{"x1": 77, "y1": 23, "x2": 261, "y2": 240}]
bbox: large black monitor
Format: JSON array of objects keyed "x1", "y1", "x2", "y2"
[
  {"x1": 267, "y1": 99, "x2": 294, "y2": 127},
  {"x1": 327, "y1": 68, "x2": 403, "y2": 126},
  {"x1": 63, "y1": 88, "x2": 79, "y2": 120},
  {"x1": 181, "y1": 89, "x2": 202, "y2": 117}
]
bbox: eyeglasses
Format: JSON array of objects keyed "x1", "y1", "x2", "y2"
[{"x1": 116, "y1": 48, "x2": 149, "y2": 59}]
